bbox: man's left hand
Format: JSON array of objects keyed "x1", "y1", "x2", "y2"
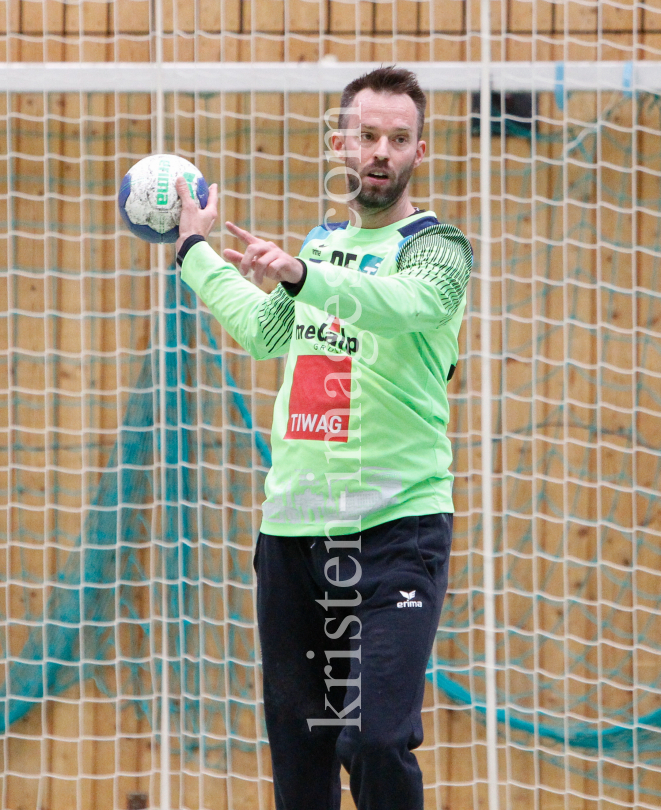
[
  {"x1": 223, "y1": 222, "x2": 304, "y2": 287},
  {"x1": 175, "y1": 176, "x2": 218, "y2": 253}
]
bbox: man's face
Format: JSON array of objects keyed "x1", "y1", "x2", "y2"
[{"x1": 334, "y1": 88, "x2": 426, "y2": 211}]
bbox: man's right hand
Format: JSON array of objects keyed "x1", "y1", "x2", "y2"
[
  {"x1": 222, "y1": 222, "x2": 304, "y2": 287},
  {"x1": 175, "y1": 176, "x2": 219, "y2": 253}
]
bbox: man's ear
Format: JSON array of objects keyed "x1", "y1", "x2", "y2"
[
  {"x1": 329, "y1": 130, "x2": 347, "y2": 161},
  {"x1": 413, "y1": 139, "x2": 426, "y2": 169}
]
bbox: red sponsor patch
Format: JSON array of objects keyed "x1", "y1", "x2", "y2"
[{"x1": 285, "y1": 354, "x2": 352, "y2": 442}]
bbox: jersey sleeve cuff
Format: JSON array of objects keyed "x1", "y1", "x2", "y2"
[
  {"x1": 280, "y1": 259, "x2": 308, "y2": 297},
  {"x1": 176, "y1": 234, "x2": 207, "y2": 267},
  {"x1": 180, "y1": 239, "x2": 235, "y2": 293}
]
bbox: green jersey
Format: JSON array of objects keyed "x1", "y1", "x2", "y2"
[{"x1": 181, "y1": 210, "x2": 472, "y2": 536}]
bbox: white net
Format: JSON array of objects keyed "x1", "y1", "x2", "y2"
[{"x1": 1, "y1": 1, "x2": 661, "y2": 809}]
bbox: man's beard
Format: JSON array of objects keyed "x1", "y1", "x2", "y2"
[{"x1": 345, "y1": 157, "x2": 416, "y2": 210}]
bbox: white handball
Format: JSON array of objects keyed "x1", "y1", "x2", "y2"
[{"x1": 118, "y1": 154, "x2": 209, "y2": 243}]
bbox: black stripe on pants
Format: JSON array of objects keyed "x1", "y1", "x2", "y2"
[{"x1": 254, "y1": 513, "x2": 453, "y2": 810}]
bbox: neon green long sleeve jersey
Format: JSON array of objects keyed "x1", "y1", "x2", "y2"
[{"x1": 181, "y1": 211, "x2": 472, "y2": 536}]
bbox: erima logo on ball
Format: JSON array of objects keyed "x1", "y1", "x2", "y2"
[
  {"x1": 156, "y1": 161, "x2": 196, "y2": 208},
  {"x1": 397, "y1": 590, "x2": 423, "y2": 608},
  {"x1": 156, "y1": 158, "x2": 171, "y2": 206}
]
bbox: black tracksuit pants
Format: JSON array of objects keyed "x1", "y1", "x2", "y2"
[{"x1": 254, "y1": 513, "x2": 453, "y2": 810}]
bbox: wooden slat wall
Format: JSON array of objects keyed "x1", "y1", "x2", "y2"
[
  {"x1": 1, "y1": 1, "x2": 659, "y2": 809},
  {"x1": 4, "y1": 0, "x2": 657, "y2": 62}
]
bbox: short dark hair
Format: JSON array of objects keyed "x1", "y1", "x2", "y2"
[{"x1": 338, "y1": 65, "x2": 427, "y2": 140}]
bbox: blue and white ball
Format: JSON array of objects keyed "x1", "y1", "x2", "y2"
[{"x1": 118, "y1": 154, "x2": 209, "y2": 243}]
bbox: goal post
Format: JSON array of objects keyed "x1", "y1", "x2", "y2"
[{"x1": 3, "y1": 61, "x2": 661, "y2": 93}]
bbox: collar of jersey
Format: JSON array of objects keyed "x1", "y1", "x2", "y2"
[{"x1": 343, "y1": 210, "x2": 436, "y2": 242}]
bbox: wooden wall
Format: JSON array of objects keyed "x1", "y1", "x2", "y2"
[
  {"x1": 1, "y1": 1, "x2": 660, "y2": 809},
  {"x1": 2, "y1": 0, "x2": 660, "y2": 63}
]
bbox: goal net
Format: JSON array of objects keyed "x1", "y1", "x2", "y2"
[{"x1": 1, "y1": 1, "x2": 661, "y2": 809}]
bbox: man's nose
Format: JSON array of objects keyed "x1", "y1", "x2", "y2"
[{"x1": 373, "y1": 135, "x2": 390, "y2": 160}]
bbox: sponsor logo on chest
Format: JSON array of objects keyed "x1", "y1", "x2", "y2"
[
  {"x1": 285, "y1": 353, "x2": 352, "y2": 442},
  {"x1": 295, "y1": 315, "x2": 359, "y2": 356}
]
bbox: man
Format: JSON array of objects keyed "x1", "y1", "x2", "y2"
[{"x1": 175, "y1": 66, "x2": 471, "y2": 810}]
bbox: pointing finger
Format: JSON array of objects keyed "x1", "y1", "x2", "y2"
[{"x1": 226, "y1": 220, "x2": 259, "y2": 245}]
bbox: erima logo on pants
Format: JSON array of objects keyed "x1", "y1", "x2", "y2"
[{"x1": 397, "y1": 590, "x2": 423, "y2": 608}]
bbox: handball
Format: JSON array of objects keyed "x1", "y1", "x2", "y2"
[{"x1": 118, "y1": 154, "x2": 209, "y2": 243}]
